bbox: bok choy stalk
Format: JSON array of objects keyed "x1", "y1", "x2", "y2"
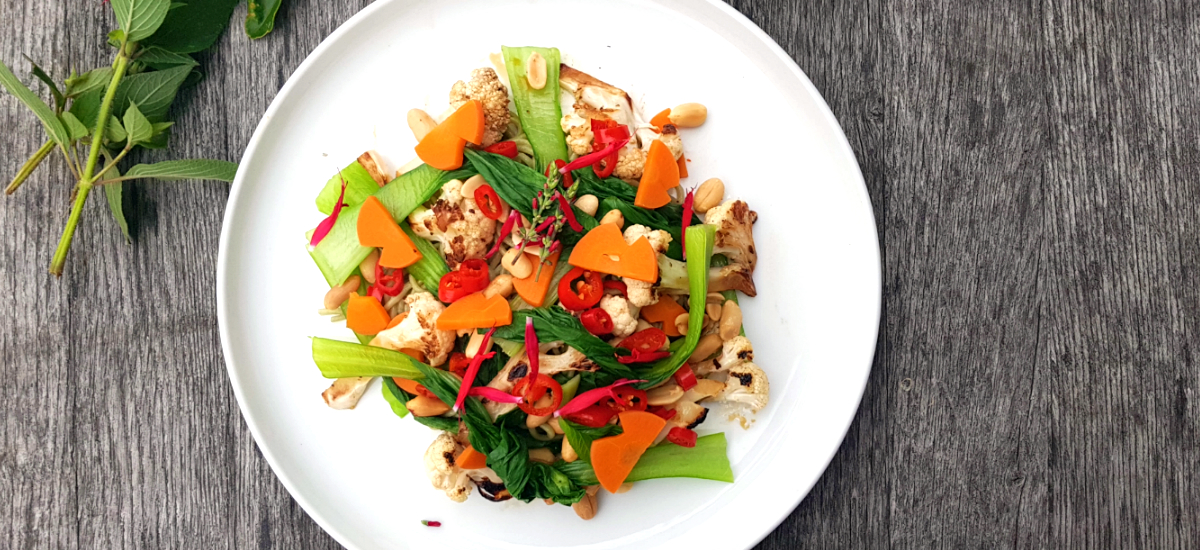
[
  {"x1": 401, "y1": 222, "x2": 449, "y2": 292},
  {"x1": 634, "y1": 224, "x2": 715, "y2": 388},
  {"x1": 501, "y1": 46, "x2": 568, "y2": 172},
  {"x1": 315, "y1": 160, "x2": 381, "y2": 215},
  {"x1": 558, "y1": 433, "x2": 734, "y2": 486},
  {"x1": 312, "y1": 337, "x2": 425, "y2": 379},
  {"x1": 310, "y1": 164, "x2": 474, "y2": 286}
]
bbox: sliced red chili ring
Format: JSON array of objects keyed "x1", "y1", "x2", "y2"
[
  {"x1": 648, "y1": 406, "x2": 678, "y2": 421},
  {"x1": 563, "y1": 403, "x2": 618, "y2": 428},
  {"x1": 372, "y1": 262, "x2": 404, "y2": 296},
  {"x1": 617, "y1": 328, "x2": 668, "y2": 353},
  {"x1": 666, "y1": 426, "x2": 698, "y2": 448},
  {"x1": 511, "y1": 374, "x2": 563, "y2": 417},
  {"x1": 603, "y1": 280, "x2": 627, "y2": 296},
  {"x1": 579, "y1": 308, "x2": 614, "y2": 336},
  {"x1": 593, "y1": 153, "x2": 618, "y2": 178},
  {"x1": 673, "y1": 364, "x2": 698, "y2": 391},
  {"x1": 605, "y1": 387, "x2": 648, "y2": 413},
  {"x1": 557, "y1": 267, "x2": 604, "y2": 311},
  {"x1": 483, "y1": 141, "x2": 518, "y2": 159},
  {"x1": 438, "y1": 259, "x2": 490, "y2": 303},
  {"x1": 473, "y1": 184, "x2": 504, "y2": 220}
]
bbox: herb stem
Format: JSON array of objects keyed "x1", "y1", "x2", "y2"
[
  {"x1": 50, "y1": 44, "x2": 129, "y2": 276},
  {"x1": 6, "y1": 140, "x2": 54, "y2": 195},
  {"x1": 89, "y1": 144, "x2": 131, "y2": 185}
]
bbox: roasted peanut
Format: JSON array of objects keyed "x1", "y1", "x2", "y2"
[
  {"x1": 668, "y1": 102, "x2": 708, "y2": 128},
  {"x1": 484, "y1": 274, "x2": 515, "y2": 299},
  {"x1": 407, "y1": 108, "x2": 437, "y2": 141},
  {"x1": 693, "y1": 178, "x2": 725, "y2": 214},
  {"x1": 573, "y1": 493, "x2": 597, "y2": 520},
  {"x1": 466, "y1": 331, "x2": 494, "y2": 358},
  {"x1": 406, "y1": 395, "x2": 450, "y2": 417},
  {"x1": 528, "y1": 447, "x2": 556, "y2": 464},
  {"x1": 707, "y1": 292, "x2": 725, "y2": 304},
  {"x1": 574, "y1": 194, "x2": 599, "y2": 217},
  {"x1": 616, "y1": 483, "x2": 634, "y2": 494},
  {"x1": 561, "y1": 436, "x2": 578, "y2": 463},
  {"x1": 549, "y1": 417, "x2": 565, "y2": 435},
  {"x1": 706, "y1": 303, "x2": 722, "y2": 321},
  {"x1": 586, "y1": 485, "x2": 601, "y2": 497},
  {"x1": 359, "y1": 250, "x2": 380, "y2": 284},
  {"x1": 461, "y1": 174, "x2": 487, "y2": 201},
  {"x1": 719, "y1": 301, "x2": 743, "y2": 340},
  {"x1": 674, "y1": 312, "x2": 690, "y2": 336},
  {"x1": 502, "y1": 247, "x2": 534, "y2": 278},
  {"x1": 687, "y1": 378, "x2": 725, "y2": 400},
  {"x1": 526, "y1": 52, "x2": 547, "y2": 90},
  {"x1": 599, "y1": 209, "x2": 625, "y2": 229},
  {"x1": 647, "y1": 383, "x2": 684, "y2": 406},
  {"x1": 689, "y1": 334, "x2": 724, "y2": 362},
  {"x1": 323, "y1": 275, "x2": 362, "y2": 310},
  {"x1": 525, "y1": 394, "x2": 553, "y2": 428}
]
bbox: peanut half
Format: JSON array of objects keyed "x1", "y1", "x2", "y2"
[
  {"x1": 526, "y1": 52, "x2": 547, "y2": 90},
  {"x1": 407, "y1": 108, "x2": 437, "y2": 141},
  {"x1": 693, "y1": 178, "x2": 725, "y2": 214},
  {"x1": 668, "y1": 102, "x2": 708, "y2": 128}
]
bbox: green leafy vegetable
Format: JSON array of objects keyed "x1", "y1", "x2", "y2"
[
  {"x1": 64, "y1": 68, "x2": 113, "y2": 98},
  {"x1": 560, "y1": 419, "x2": 621, "y2": 463},
  {"x1": 109, "y1": 0, "x2": 170, "y2": 42},
  {"x1": 26, "y1": 58, "x2": 65, "y2": 111},
  {"x1": 315, "y1": 161, "x2": 381, "y2": 215},
  {"x1": 464, "y1": 150, "x2": 596, "y2": 246},
  {"x1": 494, "y1": 309, "x2": 636, "y2": 384},
  {"x1": 634, "y1": 224, "x2": 715, "y2": 388},
  {"x1": 97, "y1": 159, "x2": 238, "y2": 184},
  {"x1": 60, "y1": 112, "x2": 88, "y2": 140},
  {"x1": 558, "y1": 433, "x2": 734, "y2": 486},
  {"x1": 402, "y1": 223, "x2": 449, "y2": 292},
  {"x1": 380, "y1": 376, "x2": 411, "y2": 418},
  {"x1": 144, "y1": 0, "x2": 239, "y2": 53},
  {"x1": 599, "y1": 196, "x2": 684, "y2": 259},
  {"x1": 135, "y1": 47, "x2": 200, "y2": 70},
  {"x1": 99, "y1": 150, "x2": 130, "y2": 241},
  {"x1": 122, "y1": 103, "x2": 153, "y2": 144},
  {"x1": 501, "y1": 47, "x2": 567, "y2": 172},
  {"x1": 6, "y1": 140, "x2": 54, "y2": 195},
  {"x1": 312, "y1": 337, "x2": 424, "y2": 380},
  {"x1": 0, "y1": 59, "x2": 70, "y2": 149},
  {"x1": 246, "y1": 0, "x2": 284, "y2": 39}
]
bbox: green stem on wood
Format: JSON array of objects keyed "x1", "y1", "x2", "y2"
[
  {"x1": 50, "y1": 44, "x2": 130, "y2": 276},
  {"x1": 6, "y1": 140, "x2": 54, "y2": 195}
]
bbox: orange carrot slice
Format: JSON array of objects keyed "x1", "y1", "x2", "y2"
[
  {"x1": 677, "y1": 152, "x2": 689, "y2": 178},
  {"x1": 346, "y1": 294, "x2": 391, "y2": 335},
  {"x1": 435, "y1": 291, "x2": 512, "y2": 331},
  {"x1": 385, "y1": 311, "x2": 408, "y2": 330},
  {"x1": 650, "y1": 108, "x2": 672, "y2": 128},
  {"x1": 456, "y1": 446, "x2": 488, "y2": 470},
  {"x1": 590, "y1": 411, "x2": 668, "y2": 493},
  {"x1": 393, "y1": 377, "x2": 425, "y2": 395},
  {"x1": 357, "y1": 196, "x2": 422, "y2": 268},
  {"x1": 634, "y1": 140, "x2": 679, "y2": 209},
  {"x1": 512, "y1": 251, "x2": 560, "y2": 308},
  {"x1": 568, "y1": 223, "x2": 658, "y2": 283},
  {"x1": 441, "y1": 99, "x2": 485, "y2": 145},
  {"x1": 414, "y1": 123, "x2": 468, "y2": 170},
  {"x1": 640, "y1": 297, "x2": 688, "y2": 337}
]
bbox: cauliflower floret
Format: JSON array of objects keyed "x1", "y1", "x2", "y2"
[
  {"x1": 705, "y1": 200, "x2": 759, "y2": 297},
  {"x1": 599, "y1": 295, "x2": 639, "y2": 338},
  {"x1": 449, "y1": 68, "x2": 511, "y2": 147},
  {"x1": 696, "y1": 335, "x2": 754, "y2": 378},
  {"x1": 621, "y1": 225, "x2": 672, "y2": 307},
  {"x1": 371, "y1": 291, "x2": 456, "y2": 366},
  {"x1": 561, "y1": 113, "x2": 594, "y2": 157},
  {"x1": 719, "y1": 361, "x2": 770, "y2": 414},
  {"x1": 424, "y1": 432, "x2": 473, "y2": 503},
  {"x1": 408, "y1": 179, "x2": 497, "y2": 269},
  {"x1": 640, "y1": 124, "x2": 684, "y2": 161},
  {"x1": 613, "y1": 144, "x2": 645, "y2": 182}
]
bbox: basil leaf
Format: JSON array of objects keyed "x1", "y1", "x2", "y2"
[
  {"x1": 0, "y1": 59, "x2": 70, "y2": 149},
  {"x1": 59, "y1": 112, "x2": 88, "y2": 140},
  {"x1": 116, "y1": 159, "x2": 237, "y2": 182},
  {"x1": 245, "y1": 0, "x2": 284, "y2": 39},
  {"x1": 144, "y1": 0, "x2": 238, "y2": 53},
  {"x1": 464, "y1": 149, "x2": 595, "y2": 242},
  {"x1": 105, "y1": 115, "x2": 128, "y2": 143},
  {"x1": 135, "y1": 46, "x2": 198, "y2": 70},
  {"x1": 65, "y1": 67, "x2": 113, "y2": 98},
  {"x1": 123, "y1": 103, "x2": 153, "y2": 144},
  {"x1": 109, "y1": 0, "x2": 171, "y2": 42},
  {"x1": 112, "y1": 63, "x2": 191, "y2": 122},
  {"x1": 24, "y1": 57, "x2": 65, "y2": 111},
  {"x1": 380, "y1": 377, "x2": 410, "y2": 418},
  {"x1": 100, "y1": 150, "x2": 131, "y2": 242}
]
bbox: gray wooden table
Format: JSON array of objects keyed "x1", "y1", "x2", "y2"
[{"x1": 3, "y1": 0, "x2": 1197, "y2": 548}]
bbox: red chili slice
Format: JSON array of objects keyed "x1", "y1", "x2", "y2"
[
  {"x1": 579, "y1": 308, "x2": 614, "y2": 336},
  {"x1": 557, "y1": 267, "x2": 604, "y2": 311},
  {"x1": 617, "y1": 328, "x2": 668, "y2": 353},
  {"x1": 447, "y1": 352, "x2": 471, "y2": 375},
  {"x1": 554, "y1": 159, "x2": 573, "y2": 187},
  {"x1": 473, "y1": 184, "x2": 504, "y2": 220},
  {"x1": 438, "y1": 259, "x2": 490, "y2": 303},
  {"x1": 603, "y1": 280, "x2": 627, "y2": 296},
  {"x1": 564, "y1": 403, "x2": 618, "y2": 427},
  {"x1": 371, "y1": 262, "x2": 404, "y2": 297},
  {"x1": 666, "y1": 426, "x2": 698, "y2": 448},
  {"x1": 672, "y1": 364, "x2": 698, "y2": 391},
  {"x1": 616, "y1": 349, "x2": 672, "y2": 364},
  {"x1": 605, "y1": 387, "x2": 648, "y2": 413},
  {"x1": 511, "y1": 374, "x2": 563, "y2": 417},
  {"x1": 648, "y1": 405, "x2": 678, "y2": 421},
  {"x1": 483, "y1": 141, "x2": 518, "y2": 159}
]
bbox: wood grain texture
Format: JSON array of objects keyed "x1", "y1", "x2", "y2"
[{"x1": 1, "y1": 0, "x2": 1197, "y2": 548}]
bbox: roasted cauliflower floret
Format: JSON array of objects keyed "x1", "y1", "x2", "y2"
[
  {"x1": 449, "y1": 68, "x2": 511, "y2": 147},
  {"x1": 613, "y1": 144, "x2": 645, "y2": 182},
  {"x1": 371, "y1": 291, "x2": 456, "y2": 366},
  {"x1": 719, "y1": 361, "x2": 770, "y2": 414},
  {"x1": 654, "y1": 125, "x2": 684, "y2": 160},
  {"x1": 705, "y1": 200, "x2": 759, "y2": 297},
  {"x1": 717, "y1": 336, "x2": 754, "y2": 372},
  {"x1": 600, "y1": 294, "x2": 639, "y2": 338},
  {"x1": 408, "y1": 179, "x2": 497, "y2": 269},
  {"x1": 622, "y1": 225, "x2": 672, "y2": 307},
  {"x1": 561, "y1": 113, "x2": 594, "y2": 157},
  {"x1": 424, "y1": 432, "x2": 473, "y2": 503}
]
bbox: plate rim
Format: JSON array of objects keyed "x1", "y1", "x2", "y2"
[{"x1": 216, "y1": 0, "x2": 881, "y2": 548}]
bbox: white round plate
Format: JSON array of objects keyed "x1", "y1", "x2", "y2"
[{"x1": 217, "y1": 0, "x2": 880, "y2": 548}]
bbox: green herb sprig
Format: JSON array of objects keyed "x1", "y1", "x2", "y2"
[{"x1": 0, "y1": 0, "x2": 286, "y2": 276}]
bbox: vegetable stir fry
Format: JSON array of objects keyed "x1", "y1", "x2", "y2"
[{"x1": 307, "y1": 47, "x2": 767, "y2": 520}]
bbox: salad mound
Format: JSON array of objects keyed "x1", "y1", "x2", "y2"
[{"x1": 307, "y1": 46, "x2": 767, "y2": 520}]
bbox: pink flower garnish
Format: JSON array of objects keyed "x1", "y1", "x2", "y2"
[
  {"x1": 468, "y1": 386, "x2": 524, "y2": 404},
  {"x1": 421, "y1": 520, "x2": 441, "y2": 527},
  {"x1": 536, "y1": 215, "x2": 557, "y2": 233},
  {"x1": 523, "y1": 317, "x2": 539, "y2": 395},
  {"x1": 453, "y1": 328, "x2": 496, "y2": 412},
  {"x1": 553, "y1": 191, "x2": 583, "y2": 231},
  {"x1": 681, "y1": 188, "x2": 695, "y2": 260},
  {"x1": 487, "y1": 209, "x2": 520, "y2": 259},
  {"x1": 559, "y1": 138, "x2": 630, "y2": 174},
  {"x1": 309, "y1": 175, "x2": 348, "y2": 246},
  {"x1": 554, "y1": 379, "x2": 645, "y2": 417}
]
